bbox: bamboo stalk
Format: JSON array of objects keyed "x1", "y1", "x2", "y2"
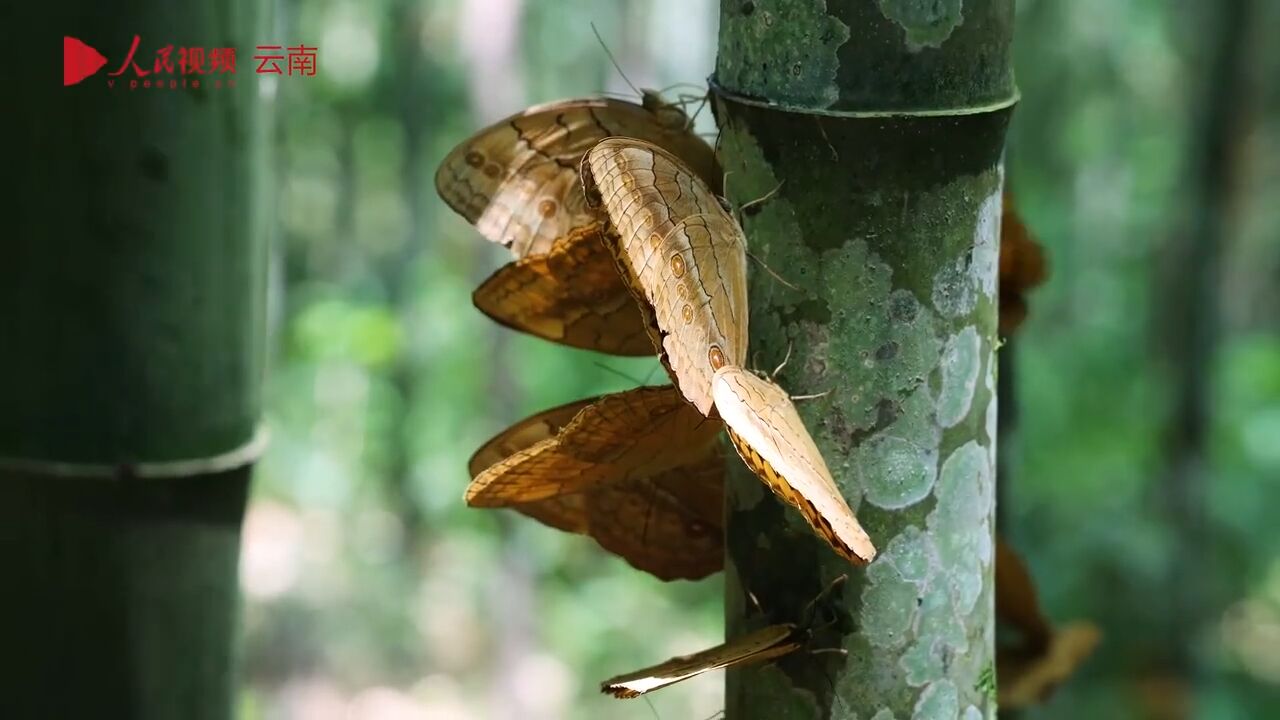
[
  {"x1": 5, "y1": 4, "x2": 270, "y2": 717},
  {"x1": 712, "y1": 1, "x2": 1015, "y2": 716}
]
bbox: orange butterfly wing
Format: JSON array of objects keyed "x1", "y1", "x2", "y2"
[
  {"x1": 466, "y1": 386, "x2": 725, "y2": 580},
  {"x1": 472, "y1": 223, "x2": 654, "y2": 356}
]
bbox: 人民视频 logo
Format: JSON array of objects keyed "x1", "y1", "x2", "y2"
[{"x1": 63, "y1": 36, "x2": 318, "y2": 89}]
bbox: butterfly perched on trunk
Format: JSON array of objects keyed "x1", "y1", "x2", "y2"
[
  {"x1": 438, "y1": 97, "x2": 719, "y2": 356},
  {"x1": 601, "y1": 574, "x2": 850, "y2": 698},
  {"x1": 995, "y1": 538, "x2": 1100, "y2": 708},
  {"x1": 999, "y1": 191, "x2": 1048, "y2": 336},
  {"x1": 471, "y1": 223, "x2": 655, "y2": 355},
  {"x1": 602, "y1": 623, "x2": 804, "y2": 698},
  {"x1": 466, "y1": 385, "x2": 724, "y2": 581},
  {"x1": 712, "y1": 365, "x2": 876, "y2": 566},
  {"x1": 582, "y1": 137, "x2": 749, "y2": 415}
]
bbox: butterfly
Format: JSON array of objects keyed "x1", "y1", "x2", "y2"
[
  {"x1": 999, "y1": 191, "x2": 1048, "y2": 336},
  {"x1": 601, "y1": 623, "x2": 804, "y2": 698},
  {"x1": 466, "y1": 386, "x2": 724, "y2": 580},
  {"x1": 437, "y1": 96, "x2": 719, "y2": 259},
  {"x1": 996, "y1": 538, "x2": 1100, "y2": 708},
  {"x1": 582, "y1": 137, "x2": 749, "y2": 415},
  {"x1": 471, "y1": 223, "x2": 654, "y2": 356},
  {"x1": 712, "y1": 366, "x2": 876, "y2": 565},
  {"x1": 602, "y1": 574, "x2": 850, "y2": 698},
  {"x1": 438, "y1": 97, "x2": 719, "y2": 355}
]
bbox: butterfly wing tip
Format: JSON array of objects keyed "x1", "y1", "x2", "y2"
[{"x1": 600, "y1": 684, "x2": 638, "y2": 699}]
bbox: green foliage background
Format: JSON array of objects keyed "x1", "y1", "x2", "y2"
[{"x1": 238, "y1": 1, "x2": 1280, "y2": 717}]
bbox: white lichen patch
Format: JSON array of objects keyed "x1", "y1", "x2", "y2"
[
  {"x1": 872, "y1": 710, "x2": 899, "y2": 720},
  {"x1": 821, "y1": 260, "x2": 944, "y2": 434},
  {"x1": 972, "y1": 187, "x2": 1001, "y2": 298},
  {"x1": 930, "y1": 442, "x2": 994, "y2": 611},
  {"x1": 937, "y1": 326, "x2": 981, "y2": 428},
  {"x1": 860, "y1": 386, "x2": 940, "y2": 509},
  {"x1": 931, "y1": 254, "x2": 977, "y2": 319},
  {"x1": 936, "y1": 178, "x2": 1003, "y2": 317},
  {"x1": 869, "y1": 440, "x2": 994, "y2": 691},
  {"x1": 913, "y1": 679, "x2": 960, "y2": 720},
  {"x1": 861, "y1": 526, "x2": 939, "y2": 650},
  {"x1": 962, "y1": 705, "x2": 983, "y2": 720},
  {"x1": 984, "y1": 393, "x2": 997, "y2": 448},
  {"x1": 984, "y1": 344, "x2": 996, "y2": 393},
  {"x1": 932, "y1": 182, "x2": 1002, "y2": 318}
]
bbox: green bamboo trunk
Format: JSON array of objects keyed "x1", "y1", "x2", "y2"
[
  {"x1": 3, "y1": 3, "x2": 269, "y2": 718},
  {"x1": 712, "y1": 1, "x2": 1015, "y2": 717}
]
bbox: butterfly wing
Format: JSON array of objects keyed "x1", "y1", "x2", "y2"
[
  {"x1": 554, "y1": 384, "x2": 723, "y2": 475},
  {"x1": 999, "y1": 191, "x2": 1048, "y2": 335},
  {"x1": 601, "y1": 624, "x2": 802, "y2": 698},
  {"x1": 437, "y1": 98, "x2": 718, "y2": 258},
  {"x1": 467, "y1": 397, "x2": 588, "y2": 477},
  {"x1": 465, "y1": 386, "x2": 726, "y2": 580},
  {"x1": 712, "y1": 366, "x2": 876, "y2": 565},
  {"x1": 995, "y1": 537, "x2": 1053, "y2": 650},
  {"x1": 998, "y1": 622, "x2": 1101, "y2": 709},
  {"x1": 584, "y1": 137, "x2": 749, "y2": 416},
  {"x1": 585, "y1": 446, "x2": 725, "y2": 580},
  {"x1": 472, "y1": 223, "x2": 654, "y2": 355}
]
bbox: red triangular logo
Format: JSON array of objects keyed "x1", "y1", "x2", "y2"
[{"x1": 64, "y1": 36, "x2": 107, "y2": 86}]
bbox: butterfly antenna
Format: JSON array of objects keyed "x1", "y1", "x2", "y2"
[
  {"x1": 747, "y1": 250, "x2": 800, "y2": 291},
  {"x1": 642, "y1": 695, "x2": 661, "y2": 720},
  {"x1": 657, "y1": 81, "x2": 709, "y2": 95},
  {"x1": 791, "y1": 388, "x2": 833, "y2": 402},
  {"x1": 593, "y1": 361, "x2": 646, "y2": 386},
  {"x1": 591, "y1": 22, "x2": 642, "y2": 99},
  {"x1": 689, "y1": 94, "x2": 712, "y2": 130},
  {"x1": 738, "y1": 181, "x2": 784, "y2": 216},
  {"x1": 799, "y1": 574, "x2": 848, "y2": 624},
  {"x1": 770, "y1": 342, "x2": 794, "y2": 380}
]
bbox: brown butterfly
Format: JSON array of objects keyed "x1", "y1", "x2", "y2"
[
  {"x1": 436, "y1": 97, "x2": 719, "y2": 259},
  {"x1": 601, "y1": 623, "x2": 804, "y2": 698},
  {"x1": 996, "y1": 538, "x2": 1100, "y2": 708},
  {"x1": 466, "y1": 386, "x2": 724, "y2": 580},
  {"x1": 999, "y1": 191, "x2": 1048, "y2": 336},
  {"x1": 601, "y1": 575, "x2": 849, "y2": 698},
  {"x1": 582, "y1": 137, "x2": 749, "y2": 415},
  {"x1": 712, "y1": 366, "x2": 876, "y2": 566},
  {"x1": 471, "y1": 223, "x2": 654, "y2": 356}
]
